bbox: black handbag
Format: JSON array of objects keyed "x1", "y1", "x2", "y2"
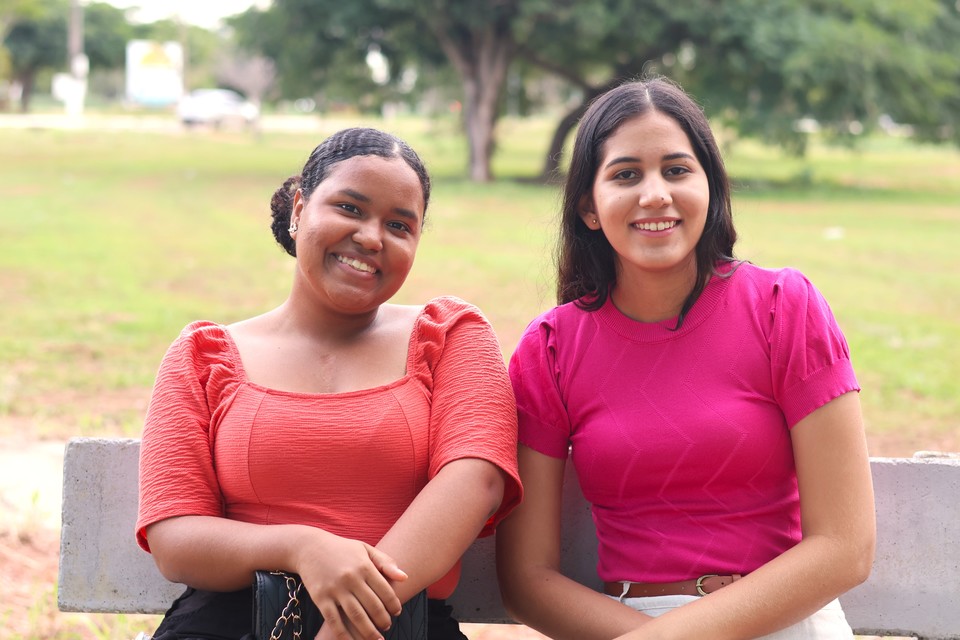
[{"x1": 253, "y1": 570, "x2": 428, "y2": 640}]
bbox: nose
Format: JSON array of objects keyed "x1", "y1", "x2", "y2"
[
  {"x1": 638, "y1": 179, "x2": 671, "y2": 208},
  {"x1": 352, "y1": 220, "x2": 384, "y2": 251}
]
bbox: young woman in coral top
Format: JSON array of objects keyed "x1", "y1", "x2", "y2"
[
  {"x1": 497, "y1": 79, "x2": 875, "y2": 640},
  {"x1": 137, "y1": 127, "x2": 521, "y2": 640}
]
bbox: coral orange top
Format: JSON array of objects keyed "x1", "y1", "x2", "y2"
[{"x1": 137, "y1": 296, "x2": 521, "y2": 596}]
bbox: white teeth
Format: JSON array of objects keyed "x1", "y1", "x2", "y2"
[
  {"x1": 336, "y1": 255, "x2": 376, "y2": 273},
  {"x1": 634, "y1": 220, "x2": 678, "y2": 231}
]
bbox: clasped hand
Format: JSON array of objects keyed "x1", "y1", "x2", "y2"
[{"x1": 294, "y1": 530, "x2": 408, "y2": 640}]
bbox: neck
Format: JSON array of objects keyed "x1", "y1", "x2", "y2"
[
  {"x1": 277, "y1": 295, "x2": 382, "y2": 343},
  {"x1": 611, "y1": 262, "x2": 698, "y2": 323}
]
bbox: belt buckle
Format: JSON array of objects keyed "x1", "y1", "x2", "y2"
[{"x1": 695, "y1": 574, "x2": 719, "y2": 596}]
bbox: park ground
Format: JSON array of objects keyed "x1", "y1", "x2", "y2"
[
  {"x1": 1, "y1": 422, "x2": 954, "y2": 639},
  {"x1": 2, "y1": 115, "x2": 956, "y2": 639}
]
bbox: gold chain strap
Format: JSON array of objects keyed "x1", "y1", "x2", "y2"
[{"x1": 269, "y1": 571, "x2": 303, "y2": 640}]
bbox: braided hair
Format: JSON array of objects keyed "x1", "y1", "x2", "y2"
[{"x1": 270, "y1": 127, "x2": 431, "y2": 257}]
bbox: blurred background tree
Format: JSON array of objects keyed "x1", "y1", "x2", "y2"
[
  {"x1": 0, "y1": 0, "x2": 43, "y2": 41},
  {"x1": 2, "y1": 0, "x2": 958, "y2": 180},
  {"x1": 3, "y1": 0, "x2": 65, "y2": 111},
  {"x1": 227, "y1": 0, "x2": 959, "y2": 181}
]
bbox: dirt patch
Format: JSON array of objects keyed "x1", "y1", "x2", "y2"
[
  {"x1": 0, "y1": 526, "x2": 62, "y2": 637},
  {"x1": 866, "y1": 425, "x2": 960, "y2": 458}
]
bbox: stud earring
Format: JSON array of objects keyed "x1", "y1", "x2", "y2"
[
  {"x1": 592, "y1": 217, "x2": 598, "y2": 226},
  {"x1": 288, "y1": 221, "x2": 298, "y2": 234}
]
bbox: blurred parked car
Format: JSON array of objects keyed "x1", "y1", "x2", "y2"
[{"x1": 177, "y1": 89, "x2": 259, "y2": 128}]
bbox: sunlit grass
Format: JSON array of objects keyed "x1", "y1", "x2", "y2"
[{"x1": 0, "y1": 119, "x2": 958, "y2": 444}]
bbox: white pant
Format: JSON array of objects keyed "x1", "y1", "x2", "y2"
[{"x1": 615, "y1": 595, "x2": 853, "y2": 639}]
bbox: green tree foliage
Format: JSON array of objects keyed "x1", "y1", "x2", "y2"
[
  {"x1": 231, "y1": 0, "x2": 544, "y2": 182},
  {"x1": 688, "y1": 0, "x2": 960, "y2": 152},
  {"x1": 0, "y1": 0, "x2": 43, "y2": 42},
  {"x1": 377, "y1": 0, "x2": 535, "y2": 181},
  {"x1": 231, "y1": 0, "x2": 959, "y2": 181},
  {"x1": 83, "y1": 2, "x2": 134, "y2": 70},
  {"x1": 4, "y1": 0, "x2": 134, "y2": 110},
  {"x1": 0, "y1": 0, "x2": 48, "y2": 109},
  {"x1": 515, "y1": 0, "x2": 960, "y2": 175},
  {"x1": 3, "y1": 0, "x2": 66, "y2": 111},
  {"x1": 229, "y1": 1, "x2": 397, "y2": 106}
]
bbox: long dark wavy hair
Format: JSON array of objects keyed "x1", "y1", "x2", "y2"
[
  {"x1": 557, "y1": 77, "x2": 737, "y2": 327},
  {"x1": 269, "y1": 127, "x2": 431, "y2": 257}
]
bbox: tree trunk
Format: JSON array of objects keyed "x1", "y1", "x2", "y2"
[
  {"x1": 539, "y1": 80, "x2": 622, "y2": 180},
  {"x1": 18, "y1": 71, "x2": 35, "y2": 113},
  {"x1": 460, "y1": 77, "x2": 490, "y2": 182},
  {"x1": 540, "y1": 101, "x2": 588, "y2": 180},
  {"x1": 428, "y1": 11, "x2": 515, "y2": 182}
]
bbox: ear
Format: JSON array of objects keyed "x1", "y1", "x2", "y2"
[
  {"x1": 291, "y1": 188, "x2": 304, "y2": 228},
  {"x1": 578, "y1": 194, "x2": 600, "y2": 230}
]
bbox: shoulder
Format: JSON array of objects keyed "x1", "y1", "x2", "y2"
[
  {"x1": 736, "y1": 264, "x2": 848, "y2": 352},
  {"x1": 422, "y1": 294, "x2": 486, "y2": 318},
  {"x1": 725, "y1": 262, "x2": 825, "y2": 307},
  {"x1": 416, "y1": 295, "x2": 495, "y2": 334},
  {"x1": 515, "y1": 299, "x2": 592, "y2": 347},
  {"x1": 523, "y1": 299, "x2": 591, "y2": 331},
  {"x1": 414, "y1": 296, "x2": 499, "y2": 351},
  {"x1": 167, "y1": 320, "x2": 231, "y2": 355},
  {"x1": 733, "y1": 261, "x2": 815, "y2": 288},
  {"x1": 408, "y1": 296, "x2": 511, "y2": 390},
  {"x1": 159, "y1": 320, "x2": 236, "y2": 380}
]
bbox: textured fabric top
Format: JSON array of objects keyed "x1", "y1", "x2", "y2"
[
  {"x1": 509, "y1": 263, "x2": 859, "y2": 583},
  {"x1": 137, "y1": 296, "x2": 521, "y2": 553}
]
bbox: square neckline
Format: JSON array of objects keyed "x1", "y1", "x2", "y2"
[{"x1": 218, "y1": 304, "x2": 427, "y2": 398}]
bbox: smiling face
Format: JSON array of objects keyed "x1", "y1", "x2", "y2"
[
  {"x1": 580, "y1": 110, "x2": 710, "y2": 291},
  {"x1": 288, "y1": 154, "x2": 425, "y2": 316}
]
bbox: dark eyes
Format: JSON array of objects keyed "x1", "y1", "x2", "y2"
[
  {"x1": 612, "y1": 166, "x2": 691, "y2": 181},
  {"x1": 337, "y1": 203, "x2": 413, "y2": 234},
  {"x1": 387, "y1": 220, "x2": 413, "y2": 233}
]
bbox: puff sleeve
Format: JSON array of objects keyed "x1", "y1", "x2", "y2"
[
  {"x1": 508, "y1": 308, "x2": 573, "y2": 459},
  {"x1": 136, "y1": 322, "x2": 235, "y2": 551},
  {"x1": 769, "y1": 269, "x2": 860, "y2": 428},
  {"x1": 415, "y1": 297, "x2": 523, "y2": 536}
]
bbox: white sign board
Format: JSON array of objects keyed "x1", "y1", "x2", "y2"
[{"x1": 125, "y1": 40, "x2": 183, "y2": 106}]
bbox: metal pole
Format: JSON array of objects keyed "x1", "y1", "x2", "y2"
[{"x1": 66, "y1": 0, "x2": 88, "y2": 117}]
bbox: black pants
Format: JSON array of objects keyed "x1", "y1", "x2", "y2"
[
  {"x1": 428, "y1": 598, "x2": 469, "y2": 640},
  {"x1": 152, "y1": 587, "x2": 467, "y2": 640}
]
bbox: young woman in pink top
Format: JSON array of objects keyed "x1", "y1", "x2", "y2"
[
  {"x1": 497, "y1": 78, "x2": 875, "y2": 639},
  {"x1": 137, "y1": 127, "x2": 521, "y2": 640}
]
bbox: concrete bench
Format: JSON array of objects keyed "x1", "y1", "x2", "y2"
[{"x1": 58, "y1": 437, "x2": 960, "y2": 639}]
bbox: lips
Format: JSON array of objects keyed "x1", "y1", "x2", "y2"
[{"x1": 335, "y1": 254, "x2": 377, "y2": 274}]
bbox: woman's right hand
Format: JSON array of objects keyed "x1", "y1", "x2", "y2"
[
  {"x1": 293, "y1": 529, "x2": 408, "y2": 640},
  {"x1": 145, "y1": 516, "x2": 407, "y2": 640}
]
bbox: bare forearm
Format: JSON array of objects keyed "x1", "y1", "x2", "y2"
[
  {"x1": 502, "y1": 566, "x2": 651, "y2": 640},
  {"x1": 495, "y1": 446, "x2": 651, "y2": 639},
  {"x1": 617, "y1": 394, "x2": 875, "y2": 639},
  {"x1": 148, "y1": 514, "x2": 409, "y2": 639},
  {"x1": 146, "y1": 516, "x2": 313, "y2": 591},
  {"x1": 377, "y1": 458, "x2": 505, "y2": 602},
  {"x1": 617, "y1": 534, "x2": 873, "y2": 640}
]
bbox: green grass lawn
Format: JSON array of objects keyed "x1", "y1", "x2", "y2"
[{"x1": 0, "y1": 117, "x2": 957, "y2": 452}]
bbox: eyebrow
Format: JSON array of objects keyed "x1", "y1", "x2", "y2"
[
  {"x1": 603, "y1": 152, "x2": 695, "y2": 169},
  {"x1": 337, "y1": 189, "x2": 421, "y2": 223}
]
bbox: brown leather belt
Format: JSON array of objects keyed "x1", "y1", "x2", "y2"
[{"x1": 604, "y1": 574, "x2": 742, "y2": 598}]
